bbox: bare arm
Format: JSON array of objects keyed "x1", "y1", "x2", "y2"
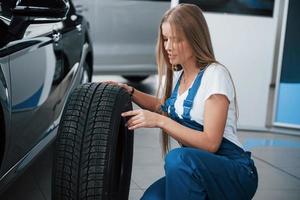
[
  {"x1": 122, "y1": 93, "x2": 229, "y2": 153},
  {"x1": 131, "y1": 88, "x2": 162, "y2": 112},
  {"x1": 157, "y1": 94, "x2": 229, "y2": 152}
]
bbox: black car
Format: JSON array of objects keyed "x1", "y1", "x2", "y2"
[
  {"x1": 0, "y1": 0, "x2": 93, "y2": 193},
  {"x1": 1, "y1": 0, "x2": 134, "y2": 199}
]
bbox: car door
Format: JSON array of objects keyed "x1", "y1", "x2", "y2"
[
  {"x1": 51, "y1": 3, "x2": 86, "y2": 122},
  {"x1": 0, "y1": 7, "x2": 65, "y2": 173},
  {"x1": 61, "y1": 4, "x2": 84, "y2": 72}
]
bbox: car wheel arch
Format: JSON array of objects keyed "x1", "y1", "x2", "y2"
[
  {"x1": 84, "y1": 31, "x2": 93, "y2": 78},
  {"x1": 85, "y1": 52, "x2": 93, "y2": 79}
]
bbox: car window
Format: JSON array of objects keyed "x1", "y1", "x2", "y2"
[
  {"x1": 15, "y1": 0, "x2": 68, "y2": 9},
  {"x1": 0, "y1": 0, "x2": 68, "y2": 19}
]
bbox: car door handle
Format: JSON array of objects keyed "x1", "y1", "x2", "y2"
[
  {"x1": 52, "y1": 32, "x2": 62, "y2": 43},
  {"x1": 76, "y1": 24, "x2": 82, "y2": 32}
]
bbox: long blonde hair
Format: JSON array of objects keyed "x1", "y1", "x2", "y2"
[{"x1": 155, "y1": 4, "x2": 239, "y2": 155}]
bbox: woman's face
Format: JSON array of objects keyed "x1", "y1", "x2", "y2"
[{"x1": 161, "y1": 22, "x2": 194, "y2": 66}]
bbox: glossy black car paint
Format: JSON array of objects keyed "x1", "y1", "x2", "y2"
[{"x1": 0, "y1": 0, "x2": 93, "y2": 192}]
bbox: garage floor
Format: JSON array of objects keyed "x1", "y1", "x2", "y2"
[{"x1": 1, "y1": 75, "x2": 300, "y2": 200}]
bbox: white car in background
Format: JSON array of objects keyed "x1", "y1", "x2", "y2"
[{"x1": 73, "y1": 0, "x2": 171, "y2": 82}]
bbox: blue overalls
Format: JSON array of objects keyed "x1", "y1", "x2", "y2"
[{"x1": 141, "y1": 69, "x2": 258, "y2": 200}]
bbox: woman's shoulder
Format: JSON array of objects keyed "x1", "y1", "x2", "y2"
[
  {"x1": 204, "y1": 63, "x2": 230, "y2": 76},
  {"x1": 198, "y1": 63, "x2": 235, "y2": 102},
  {"x1": 203, "y1": 63, "x2": 233, "y2": 83}
]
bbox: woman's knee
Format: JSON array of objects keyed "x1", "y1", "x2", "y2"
[
  {"x1": 164, "y1": 148, "x2": 189, "y2": 172},
  {"x1": 164, "y1": 147, "x2": 210, "y2": 173}
]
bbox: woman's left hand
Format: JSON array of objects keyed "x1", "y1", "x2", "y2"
[{"x1": 121, "y1": 109, "x2": 161, "y2": 130}]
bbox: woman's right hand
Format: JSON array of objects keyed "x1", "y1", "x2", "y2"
[{"x1": 102, "y1": 81, "x2": 134, "y2": 95}]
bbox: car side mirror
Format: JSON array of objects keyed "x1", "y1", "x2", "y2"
[{"x1": 12, "y1": 0, "x2": 70, "y2": 22}]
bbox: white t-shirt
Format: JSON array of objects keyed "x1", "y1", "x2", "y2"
[{"x1": 170, "y1": 63, "x2": 243, "y2": 149}]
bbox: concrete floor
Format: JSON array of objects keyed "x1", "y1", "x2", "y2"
[{"x1": 1, "y1": 75, "x2": 300, "y2": 199}]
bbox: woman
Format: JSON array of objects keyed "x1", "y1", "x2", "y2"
[{"x1": 117, "y1": 3, "x2": 258, "y2": 200}]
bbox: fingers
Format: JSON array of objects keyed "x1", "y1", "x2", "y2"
[
  {"x1": 127, "y1": 119, "x2": 144, "y2": 130},
  {"x1": 126, "y1": 115, "x2": 140, "y2": 126},
  {"x1": 121, "y1": 109, "x2": 141, "y2": 117},
  {"x1": 128, "y1": 121, "x2": 145, "y2": 130},
  {"x1": 122, "y1": 109, "x2": 144, "y2": 130}
]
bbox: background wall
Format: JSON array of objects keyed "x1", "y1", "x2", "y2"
[{"x1": 203, "y1": 0, "x2": 281, "y2": 129}]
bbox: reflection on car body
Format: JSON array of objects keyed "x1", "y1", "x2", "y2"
[{"x1": 0, "y1": 0, "x2": 93, "y2": 192}]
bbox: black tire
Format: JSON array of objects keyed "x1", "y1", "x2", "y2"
[
  {"x1": 123, "y1": 75, "x2": 148, "y2": 83},
  {"x1": 52, "y1": 82, "x2": 134, "y2": 200}
]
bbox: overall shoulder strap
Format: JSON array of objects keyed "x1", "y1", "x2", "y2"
[
  {"x1": 160, "y1": 71, "x2": 183, "y2": 112},
  {"x1": 182, "y1": 69, "x2": 206, "y2": 119}
]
